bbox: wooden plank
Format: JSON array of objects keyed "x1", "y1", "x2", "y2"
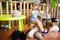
[
  {"x1": 10, "y1": 0, "x2": 12, "y2": 1},
  {"x1": 20, "y1": 2, "x2": 22, "y2": 13},
  {"x1": 47, "y1": 5, "x2": 49, "y2": 14},
  {"x1": 10, "y1": 0, "x2": 13, "y2": 14},
  {"x1": 6, "y1": 2, "x2": 9, "y2": 15},
  {"x1": 57, "y1": 0, "x2": 58, "y2": 18},
  {"x1": 14, "y1": 1, "x2": 17, "y2": 26},
  {"x1": 43, "y1": 4, "x2": 45, "y2": 11},
  {"x1": 39, "y1": 6, "x2": 41, "y2": 11},
  {"x1": 27, "y1": 2, "x2": 29, "y2": 13},
  {"x1": 24, "y1": 1, "x2": 26, "y2": 15},
  {"x1": 14, "y1": 1, "x2": 17, "y2": 10},
  {"x1": 0, "y1": 2, "x2": 1, "y2": 14},
  {"x1": 30, "y1": 4, "x2": 32, "y2": 9},
  {"x1": 52, "y1": 8, "x2": 53, "y2": 18},
  {"x1": 26, "y1": 2, "x2": 29, "y2": 23},
  {"x1": 0, "y1": 2, "x2": 2, "y2": 15},
  {"x1": 10, "y1": 0, "x2": 14, "y2": 27}
]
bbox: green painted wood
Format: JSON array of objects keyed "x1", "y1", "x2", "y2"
[
  {"x1": 0, "y1": 14, "x2": 26, "y2": 31},
  {"x1": 9, "y1": 21, "x2": 11, "y2": 29},
  {"x1": 19, "y1": 20, "x2": 22, "y2": 31},
  {"x1": 22, "y1": 20, "x2": 24, "y2": 31},
  {"x1": 0, "y1": 14, "x2": 26, "y2": 21}
]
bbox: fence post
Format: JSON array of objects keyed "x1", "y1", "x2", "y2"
[
  {"x1": 0, "y1": 1, "x2": 2, "y2": 15},
  {"x1": 24, "y1": 1, "x2": 26, "y2": 15},
  {"x1": 10, "y1": 0, "x2": 13, "y2": 14},
  {"x1": 26, "y1": 2, "x2": 29, "y2": 23},
  {"x1": 39, "y1": 5, "x2": 41, "y2": 11},
  {"x1": 6, "y1": 1, "x2": 9, "y2": 15},
  {"x1": 27, "y1": 2, "x2": 29, "y2": 13},
  {"x1": 20, "y1": 2, "x2": 22, "y2": 13},
  {"x1": 30, "y1": 3, "x2": 33, "y2": 9},
  {"x1": 15, "y1": 1, "x2": 17, "y2": 10}
]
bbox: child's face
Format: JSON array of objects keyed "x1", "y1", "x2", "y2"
[{"x1": 34, "y1": 5, "x2": 38, "y2": 10}]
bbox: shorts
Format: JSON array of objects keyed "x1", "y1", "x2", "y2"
[{"x1": 30, "y1": 18, "x2": 37, "y2": 22}]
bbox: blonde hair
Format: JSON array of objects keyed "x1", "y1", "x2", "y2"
[
  {"x1": 33, "y1": 2, "x2": 39, "y2": 7},
  {"x1": 31, "y1": 2, "x2": 40, "y2": 10}
]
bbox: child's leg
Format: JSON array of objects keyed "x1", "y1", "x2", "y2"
[
  {"x1": 36, "y1": 19, "x2": 44, "y2": 32},
  {"x1": 31, "y1": 20, "x2": 44, "y2": 32}
]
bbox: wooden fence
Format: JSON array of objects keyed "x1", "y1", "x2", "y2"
[{"x1": 0, "y1": 1, "x2": 59, "y2": 24}]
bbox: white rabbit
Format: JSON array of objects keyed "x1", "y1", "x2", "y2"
[
  {"x1": 35, "y1": 32, "x2": 42, "y2": 40},
  {"x1": 12, "y1": 10, "x2": 21, "y2": 17},
  {"x1": 28, "y1": 27, "x2": 42, "y2": 40},
  {"x1": 28, "y1": 27, "x2": 38, "y2": 38},
  {"x1": 49, "y1": 25, "x2": 59, "y2": 32}
]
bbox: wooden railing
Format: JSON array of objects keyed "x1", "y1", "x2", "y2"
[{"x1": 0, "y1": 1, "x2": 59, "y2": 24}]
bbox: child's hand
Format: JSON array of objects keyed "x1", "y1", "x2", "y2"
[{"x1": 32, "y1": 11, "x2": 35, "y2": 15}]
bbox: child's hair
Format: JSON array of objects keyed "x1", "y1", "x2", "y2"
[
  {"x1": 33, "y1": 2, "x2": 39, "y2": 7},
  {"x1": 32, "y1": 2, "x2": 39, "y2": 10}
]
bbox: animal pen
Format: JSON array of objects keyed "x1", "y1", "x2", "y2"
[{"x1": 0, "y1": 0, "x2": 59, "y2": 29}]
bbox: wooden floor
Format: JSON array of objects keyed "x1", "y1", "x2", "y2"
[{"x1": 0, "y1": 24, "x2": 60, "y2": 40}]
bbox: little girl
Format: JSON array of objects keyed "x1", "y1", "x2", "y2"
[{"x1": 29, "y1": 2, "x2": 47, "y2": 34}]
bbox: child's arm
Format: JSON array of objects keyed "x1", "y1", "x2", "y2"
[
  {"x1": 28, "y1": 9, "x2": 32, "y2": 18},
  {"x1": 38, "y1": 13, "x2": 44, "y2": 19},
  {"x1": 27, "y1": 9, "x2": 32, "y2": 22}
]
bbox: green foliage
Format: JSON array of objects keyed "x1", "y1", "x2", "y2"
[{"x1": 50, "y1": 0, "x2": 57, "y2": 9}]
